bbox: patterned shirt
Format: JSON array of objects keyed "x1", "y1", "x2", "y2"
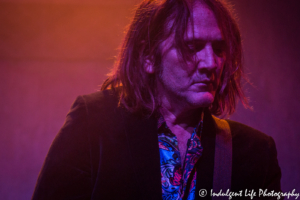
[{"x1": 158, "y1": 112, "x2": 204, "y2": 200}]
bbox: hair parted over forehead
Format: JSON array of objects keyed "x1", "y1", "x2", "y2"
[{"x1": 101, "y1": 0, "x2": 249, "y2": 117}]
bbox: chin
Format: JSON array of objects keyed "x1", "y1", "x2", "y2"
[{"x1": 189, "y1": 92, "x2": 215, "y2": 108}]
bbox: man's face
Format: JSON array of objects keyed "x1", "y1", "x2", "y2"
[{"x1": 154, "y1": 2, "x2": 226, "y2": 111}]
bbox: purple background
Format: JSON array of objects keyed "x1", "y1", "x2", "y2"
[{"x1": 0, "y1": 0, "x2": 299, "y2": 199}]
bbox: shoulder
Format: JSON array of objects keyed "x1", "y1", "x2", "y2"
[
  {"x1": 226, "y1": 119, "x2": 274, "y2": 146},
  {"x1": 210, "y1": 116, "x2": 274, "y2": 147},
  {"x1": 226, "y1": 119, "x2": 278, "y2": 172},
  {"x1": 226, "y1": 119, "x2": 277, "y2": 160},
  {"x1": 63, "y1": 88, "x2": 129, "y2": 139},
  {"x1": 225, "y1": 120, "x2": 281, "y2": 191},
  {"x1": 211, "y1": 117, "x2": 277, "y2": 161},
  {"x1": 56, "y1": 89, "x2": 122, "y2": 142},
  {"x1": 79, "y1": 88, "x2": 120, "y2": 109},
  {"x1": 70, "y1": 88, "x2": 122, "y2": 119}
]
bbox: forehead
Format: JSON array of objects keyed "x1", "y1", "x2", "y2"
[
  {"x1": 185, "y1": 2, "x2": 223, "y2": 41},
  {"x1": 160, "y1": 2, "x2": 223, "y2": 51}
]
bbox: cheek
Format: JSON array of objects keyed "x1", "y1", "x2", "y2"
[{"x1": 163, "y1": 52, "x2": 191, "y2": 76}]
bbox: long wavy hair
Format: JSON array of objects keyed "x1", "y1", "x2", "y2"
[{"x1": 101, "y1": 0, "x2": 248, "y2": 117}]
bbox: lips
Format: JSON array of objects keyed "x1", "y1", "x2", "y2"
[{"x1": 193, "y1": 80, "x2": 216, "y2": 90}]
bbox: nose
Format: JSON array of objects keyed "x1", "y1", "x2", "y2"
[{"x1": 196, "y1": 43, "x2": 217, "y2": 71}]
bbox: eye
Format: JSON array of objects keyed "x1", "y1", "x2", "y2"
[
  {"x1": 212, "y1": 41, "x2": 226, "y2": 57},
  {"x1": 185, "y1": 41, "x2": 206, "y2": 53}
]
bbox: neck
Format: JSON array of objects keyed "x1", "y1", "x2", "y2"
[
  {"x1": 157, "y1": 88, "x2": 206, "y2": 131},
  {"x1": 159, "y1": 105, "x2": 203, "y2": 131}
]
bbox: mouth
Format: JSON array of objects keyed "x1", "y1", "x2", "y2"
[{"x1": 193, "y1": 80, "x2": 216, "y2": 90}]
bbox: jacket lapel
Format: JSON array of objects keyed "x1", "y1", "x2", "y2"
[
  {"x1": 195, "y1": 111, "x2": 233, "y2": 200},
  {"x1": 124, "y1": 112, "x2": 162, "y2": 200},
  {"x1": 195, "y1": 110, "x2": 217, "y2": 200},
  {"x1": 212, "y1": 116, "x2": 232, "y2": 199}
]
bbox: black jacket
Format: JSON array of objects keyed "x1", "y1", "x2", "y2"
[{"x1": 32, "y1": 89, "x2": 282, "y2": 200}]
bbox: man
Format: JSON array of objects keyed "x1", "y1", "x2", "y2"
[{"x1": 32, "y1": 0, "x2": 282, "y2": 199}]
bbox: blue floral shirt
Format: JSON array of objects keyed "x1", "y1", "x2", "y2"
[{"x1": 158, "y1": 113, "x2": 204, "y2": 200}]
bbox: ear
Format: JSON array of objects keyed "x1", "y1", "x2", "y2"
[{"x1": 144, "y1": 59, "x2": 155, "y2": 74}]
